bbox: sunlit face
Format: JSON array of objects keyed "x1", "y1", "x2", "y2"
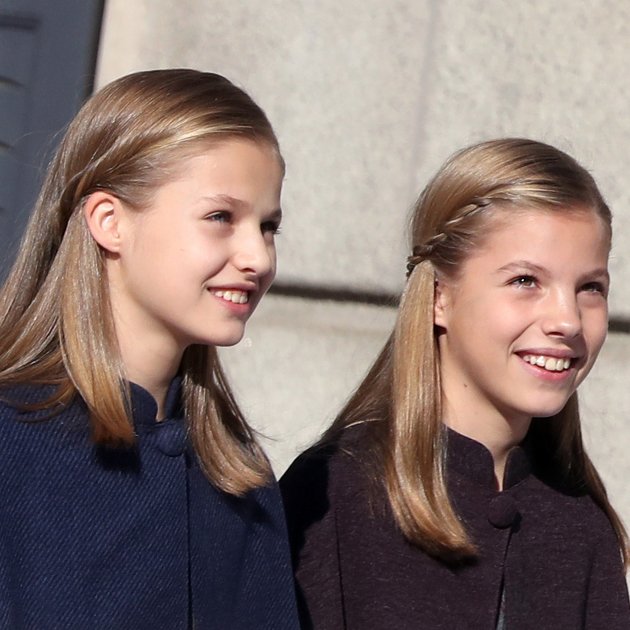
[
  {"x1": 110, "y1": 139, "x2": 283, "y2": 357},
  {"x1": 435, "y1": 208, "x2": 610, "y2": 429}
]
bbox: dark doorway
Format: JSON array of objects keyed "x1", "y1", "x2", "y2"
[{"x1": 0, "y1": 0, "x2": 104, "y2": 276}]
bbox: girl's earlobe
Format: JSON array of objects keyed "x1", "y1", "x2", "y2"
[
  {"x1": 433, "y1": 279, "x2": 449, "y2": 329},
  {"x1": 83, "y1": 191, "x2": 124, "y2": 253}
]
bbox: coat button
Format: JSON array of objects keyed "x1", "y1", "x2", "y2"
[
  {"x1": 487, "y1": 494, "x2": 520, "y2": 529},
  {"x1": 155, "y1": 422, "x2": 187, "y2": 457}
]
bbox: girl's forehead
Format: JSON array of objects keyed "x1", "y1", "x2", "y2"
[
  {"x1": 464, "y1": 206, "x2": 611, "y2": 268},
  {"x1": 479, "y1": 204, "x2": 610, "y2": 240}
]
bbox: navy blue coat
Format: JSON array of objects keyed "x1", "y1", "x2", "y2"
[{"x1": 0, "y1": 380, "x2": 299, "y2": 629}]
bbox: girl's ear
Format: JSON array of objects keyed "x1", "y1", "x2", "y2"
[
  {"x1": 83, "y1": 191, "x2": 126, "y2": 253},
  {"x1": 433, "y1": 278, "x2": 451, "y2": 329}
]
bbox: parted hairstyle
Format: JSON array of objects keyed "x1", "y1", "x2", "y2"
[
  {"x1": 0, "y1": 68, "x2": 284, "y2": 495},
  {"x1": 324, "y1": 138, "x2": 629, "y2": 565}
]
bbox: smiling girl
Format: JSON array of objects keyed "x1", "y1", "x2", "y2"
[
  {"x1": 0, "y1": 69, "x2": 298, "y2": 629},
  {"x1": 281, "y1": 138, "x2": 630, "y2": 629}
]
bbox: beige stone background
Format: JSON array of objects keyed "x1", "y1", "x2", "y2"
[{"x1": 97, "y1": 1, "x2": 630, "y2": 543}]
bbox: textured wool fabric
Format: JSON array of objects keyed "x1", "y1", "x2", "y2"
[
  {"x1": 281, "y1": 424, "x2": 630, "y2": 629},
  {"x1": 0, "y1": 380, "x2": 299, "y2": 630}
]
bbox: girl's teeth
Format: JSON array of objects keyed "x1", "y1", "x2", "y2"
[
  {"x1": 523, "y1": 355, "x2": 571, "y2": 372},
  {"x1": 213, "y1": 290, "x2": 248, "y2": 304}
]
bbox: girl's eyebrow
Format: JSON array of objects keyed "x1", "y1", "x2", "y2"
[
  {"x1": 496, "y1": 261, "x2": 547, "y2": 274},
  {"x1": 202, "y1": 195, "x2": 283, "y2": 218},
  {"x1": 202, "y1": 194, "x2": 245, "y2": 207},
  {"x1": 265, "y1": 208, "x2": 283, "y2": 222},
  {"x1": 496, "y1": 261, "x2": 610, "y2": 283},
  {"x1": 578, "y1": 268, "x2": 610, "y2": 283}
]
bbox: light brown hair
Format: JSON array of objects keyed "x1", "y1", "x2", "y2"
[
  {"x1": 0, "y1": 69, "x2": 283, "y2": 495},
  {"x1": 325, "y1": 138, "x2": 628, "y2": 564}
]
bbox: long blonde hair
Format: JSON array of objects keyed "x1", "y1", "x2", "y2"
[
  {"x1": 0, "y1": 69, "x2": 283, "y2": 495},
  {"x1": 326, "y1": 138, "x2": 628, "y2": 564}
]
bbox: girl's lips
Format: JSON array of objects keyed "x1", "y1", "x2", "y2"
[{"x1": 517, "y1": 353, "x2": 577, "y2": 381}]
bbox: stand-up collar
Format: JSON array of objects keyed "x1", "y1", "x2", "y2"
[
  {"x1": 129, "y1": 377, "x2": 183, "y2": 427},
  {"x1": 445, "y1": 427, "x2": 531, "y2": 490}
]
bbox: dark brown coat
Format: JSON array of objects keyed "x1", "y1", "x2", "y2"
[{"x1": 281, "y1": 425, "x2": 630, "y2": 629}]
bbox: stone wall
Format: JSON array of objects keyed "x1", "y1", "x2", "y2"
[{"x1": 97, "y1": 0, "x2": 630, "y2": 534}]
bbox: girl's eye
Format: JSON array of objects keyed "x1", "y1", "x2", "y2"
[
  {"x1": 261, "y1": 220, "x2": 281, "y2": 236},
  {"x1": 510, "y1": 275, "x2": 537, "y2": 288},
  {"x1": 581, "y1": 281, "x2": 607, "y2": 296},
  {"x1": 207, "y1": 211, "x2": 231, "y2": 223}
]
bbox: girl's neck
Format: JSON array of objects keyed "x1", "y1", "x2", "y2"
[{"x1": 117, "y1": 332, "x2": 183, "y2": 421}]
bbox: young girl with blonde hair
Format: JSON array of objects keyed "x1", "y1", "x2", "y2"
[
  {"x1": 0, "y1": 69, "x2": 298, "y2": 629},
  {"x1": 281, "y1": 138, "x2": 630, "y2": 629}
]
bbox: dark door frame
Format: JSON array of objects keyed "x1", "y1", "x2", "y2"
[{"x1": 0, "y1": 0, "x2": 105, "y2": 274}]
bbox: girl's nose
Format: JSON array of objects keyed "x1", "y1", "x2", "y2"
[
  {"x1": 232, "y1": 228, "x2": 275, "y2": 279},
  {"x1": 541, "y1": 289, "x2": 582, "y2": 339}
]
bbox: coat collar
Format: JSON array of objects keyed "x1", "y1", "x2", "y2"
[
  {"x1": 129, "y1": 377, "x2": 183, "y2": 426},
  {"x1": 445, "y1": 427, "x2": 531, "y2": 490}
]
